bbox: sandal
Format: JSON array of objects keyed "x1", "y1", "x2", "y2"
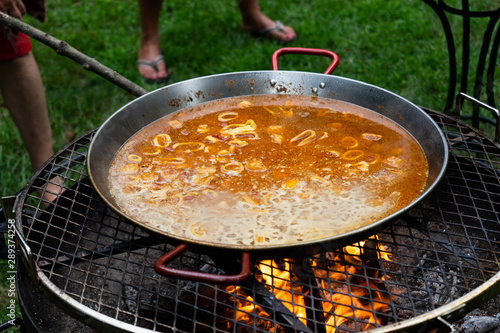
[
  {"x1": 250, "y1": 20, "x2": 298, "y2": 44},
  {"x1": 137, "y1": 54, "x2": 171, "y2": 84}
]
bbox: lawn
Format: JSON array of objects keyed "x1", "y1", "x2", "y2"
[{"x1": 1, "y1": 0, "x2": 499, "y2": 330}]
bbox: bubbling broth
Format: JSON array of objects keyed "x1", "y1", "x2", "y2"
[{"x1": 109, "y1": 95, "x2": 428, "y2": 247}]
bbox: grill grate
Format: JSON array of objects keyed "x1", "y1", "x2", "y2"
[{"x1": 15, "y1": 110, "x2": 500, "y2": 332}]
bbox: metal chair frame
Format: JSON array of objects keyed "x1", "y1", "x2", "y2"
[{"x1": 421, "y1": 0, "x2": 500, "y2": 133}]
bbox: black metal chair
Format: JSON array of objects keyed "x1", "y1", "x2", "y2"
[{"x1": 421, "y1": 0, "x2": 500, "y2": 141}]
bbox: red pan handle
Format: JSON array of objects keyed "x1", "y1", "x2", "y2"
[
  {"x1": 154, "y1": 244, "x2": 252, "y2": 284},
  {"x1": 272, "y1": 47, "x2": 340, "y2": 74}
]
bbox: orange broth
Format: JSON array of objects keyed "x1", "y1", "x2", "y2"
[{"x1": 108, "y1": 95, "x2": 428, "y2": 247}]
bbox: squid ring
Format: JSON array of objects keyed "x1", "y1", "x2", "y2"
[
  {"x1": 152, "y1": 134, "x2": 172, "y2": 148},
  {"x1": 221, "y1": 161, "x2": 244, "y2": 175},
  {"x1": 173, "y1": 142, "x2": 205, "y2": 153},
  {"x1": 342, "y1": 150, "x2": 365, "y2": 160},
  {"x1": 290, "y1": 130, "x2": 316, "y2": 146},
  {"x1": 127, "y1": 154, "x2": 142, "y2": 163},
  {"x1": 217, "y1": 112, "x2": 239, "y2": 122},
  {"x1": 153, "y1": 157, "x2": 186, "y2": 165}
]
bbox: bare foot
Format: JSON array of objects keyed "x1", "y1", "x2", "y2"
[
  {"x1": 241, "y1": 14, "x2": 297, "y2": 43},
  {"x1": 137, "y1": 37, "x2": 169, "y2": 82}
]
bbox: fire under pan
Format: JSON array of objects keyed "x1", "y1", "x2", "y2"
[{"x1": 7, "y1": 109, "x2": 500, "y2": 333}]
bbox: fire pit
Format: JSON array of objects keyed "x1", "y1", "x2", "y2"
[
  {"x1": 0, "y1": 0, "x2": 499, "y2": 331},
  {"x1": 4, "y1": 108, "x2": 500, "y2": 333}
]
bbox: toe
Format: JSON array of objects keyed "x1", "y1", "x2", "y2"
[
  {"x1": 271, "y1": 25, "x2": 297, "y2": 42},
  {"x1": 138, "y1": 58, "x2": 168, "y2": 81},
  {"x1": 138, "y1": 64, "x2": 158, "y2": 80},
  {"x1": 154, "y1": 60, "x2": 168, "y2": 79}
]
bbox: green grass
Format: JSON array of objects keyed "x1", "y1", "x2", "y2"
[{"x1": 1, "y1": 0, "x2": 499, "y2": 330}]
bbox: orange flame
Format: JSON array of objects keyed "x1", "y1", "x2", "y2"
[
  {"x1": 225, "y1": 285, "x2": 264, "y2": 323},
  {"x1": 225, "y1": 236, "x2": 392, "y2": 332},
  {"x1": 256, "y1": 259, "x2": 308, "y2": 326},
  {"x1": 313, "y1": 238, "x2": 392, "y2": 332}
]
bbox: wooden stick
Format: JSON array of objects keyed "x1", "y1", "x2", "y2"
[{"x1": 0, "y1": 11, "x2": 149, "y2": 97}]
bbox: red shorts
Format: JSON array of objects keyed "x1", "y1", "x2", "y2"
[{"x1": 0, "y1": 25, "x2": 32, "y2": 61}]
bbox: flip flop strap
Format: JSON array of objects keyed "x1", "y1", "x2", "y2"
[
  {"x1": 260, "y1": 20, "x2": 284, "y2": 37},
  {"x1": 137, "y1": 55, "x2": 165, "y2": 71}
]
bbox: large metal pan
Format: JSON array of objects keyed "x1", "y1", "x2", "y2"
[{"x1": 87, "y1": 48, "x2": 448, "y2": 281}]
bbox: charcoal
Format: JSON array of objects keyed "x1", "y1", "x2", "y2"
[{"x1": 460, "y1": 316, "x2": 500, "y2": 333}]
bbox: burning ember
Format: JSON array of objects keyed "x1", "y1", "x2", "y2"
[{"x1": 224, "y1": 237, "x2": 393, "y2": 332}]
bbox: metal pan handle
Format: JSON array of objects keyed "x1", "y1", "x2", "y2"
[
  {"x1": 154, "y1": 244, "x2": 252, "y2": 284},
  {"x1": 455, "y1": 92, "x2": 500, "y2": 142},
  {"x1": 271, "y1": 47, "x2": 340, "y2": 74}
]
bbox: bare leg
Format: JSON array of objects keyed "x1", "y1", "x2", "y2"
[
  {"x1": 0, "y1": 52, "x2": 61, "y2": 203},
  {"x1": 137, "y1": 0, "x2": 168, "y2": 81},
  {"x1": 0, "y1": 52, "x2": 52, "y2": 170},
  {"x1": 237, "y1": 0, "x2": 296, "y2": 42}
]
